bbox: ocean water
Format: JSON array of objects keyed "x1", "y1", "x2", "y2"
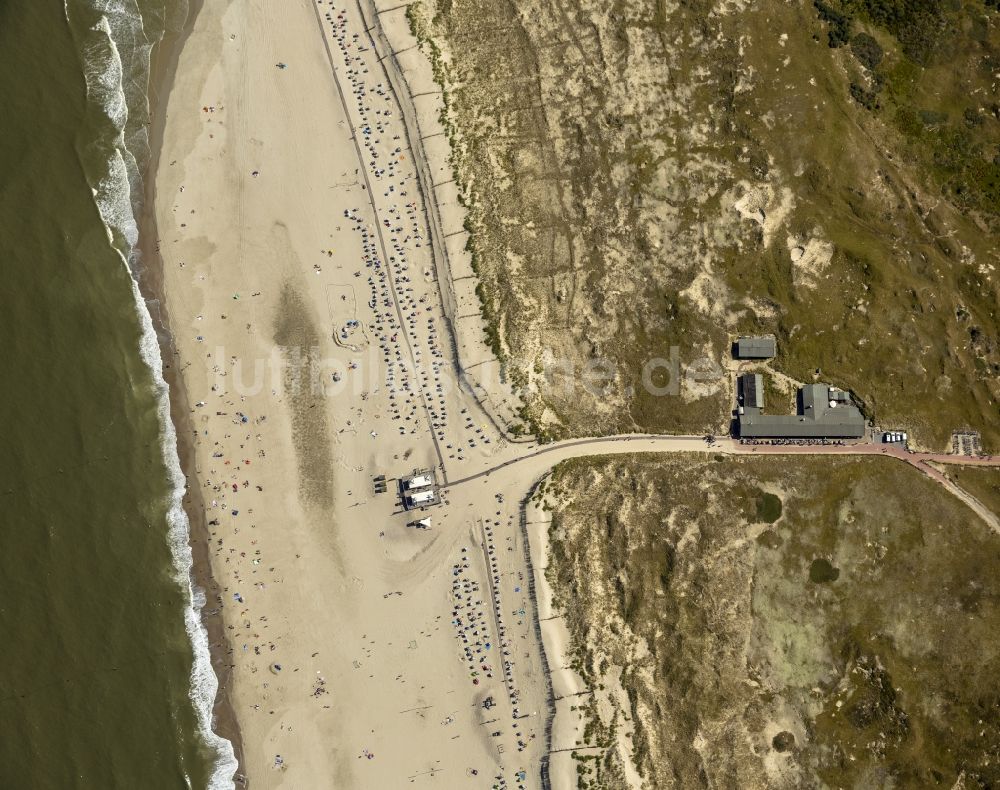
[{"x1": 0, "y1": 1, "x2": 235, "y2": 787}]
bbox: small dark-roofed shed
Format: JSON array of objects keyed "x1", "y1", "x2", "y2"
[{"x1": 735, "y1": 335, "x2": 777, "y2": 359}]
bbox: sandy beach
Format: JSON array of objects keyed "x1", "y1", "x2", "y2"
[{"x1": 154, "y1": 0, "x2": 550, "y2": 785}]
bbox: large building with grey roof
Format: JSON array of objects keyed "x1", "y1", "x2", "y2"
[{"x1": 738, "y1": 383, "x2": 865, "y2": 439}]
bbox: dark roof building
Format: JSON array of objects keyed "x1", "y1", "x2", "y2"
[
  {"x1": 738, "y1": 383, "x2": 865, "y2": 439},
  {"x1": 740, "y1": 373, "x2": 764, "y2": 409},
  {"x1": 735, "y1": 335, "x2": 776, "y2": 359}
]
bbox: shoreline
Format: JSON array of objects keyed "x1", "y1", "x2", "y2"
[
  {"x1": 136, "y1": 0, "x2": 246, "y2": 782},
  {"x1": 51, "y1": 0, "x2": 999, "y2": 785}
]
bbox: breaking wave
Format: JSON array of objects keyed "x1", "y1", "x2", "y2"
[{"x1": 66, "y1": 1, "x2": 238, "y2": 787}]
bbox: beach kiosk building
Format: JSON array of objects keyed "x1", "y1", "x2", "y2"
[{"x1": 400, "y1": 468, "x2": 441, "y2": 510}]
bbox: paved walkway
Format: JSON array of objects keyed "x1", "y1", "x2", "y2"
[
  {"x1": 443, "y1": 434, "x2": 1000, "y2": 531},
  {"x1": 447, "y1": 433, "x2": 998, "y2": 486}
]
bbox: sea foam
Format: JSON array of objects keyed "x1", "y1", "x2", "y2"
[{"x1": 67, "y1": 2, "x2": 238, "y2": 787}]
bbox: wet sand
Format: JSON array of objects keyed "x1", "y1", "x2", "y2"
[{"x1": 137, "y1": 0, "x2": 246, "y2": 779}]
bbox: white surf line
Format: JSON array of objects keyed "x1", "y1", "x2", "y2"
[{"x1": 74, "y1": 7, "x2": 239, "y2": 786}]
